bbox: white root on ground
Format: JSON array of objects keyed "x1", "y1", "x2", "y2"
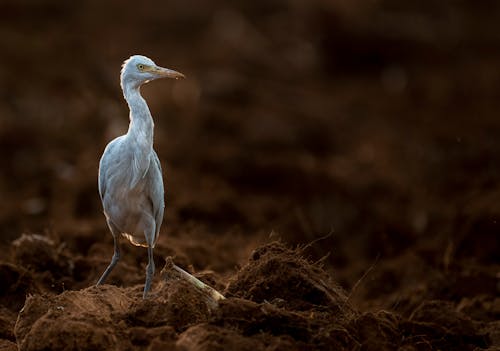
[{"x1": 162, "y1": 257, "x2": 226, "y2": 309}]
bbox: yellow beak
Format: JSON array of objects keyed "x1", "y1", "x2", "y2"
[{"x1": 153, "y1": 66, "x2": 185, "y2": 79}]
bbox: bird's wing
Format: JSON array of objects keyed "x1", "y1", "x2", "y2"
[
  {"x1": 98, "y1": 170, "x2": 105, "y2": 202},
  {"x1": 98, "y1": 140, "x2": 115, "y2": 202},
  {"x1": 130, "y1": 150, "x2": 152, "y2": 189},
  {"x1": 148, "y1": 150, "x2": 165, "y2": 242},
  {"x1": 98, "y1": 136, "x2": 125, "y2": 202}
]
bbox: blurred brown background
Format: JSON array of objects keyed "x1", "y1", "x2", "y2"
[{"x1": 1, "y1": 0, "x2": 499, "y2": 303}]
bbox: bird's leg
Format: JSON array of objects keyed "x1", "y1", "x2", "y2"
[
  {"x1": 96, "y1": 223, "x2": 121, "y2": 285},
  {"x1": 143, "y1": 245, "x2": 155, "y2": 298}
]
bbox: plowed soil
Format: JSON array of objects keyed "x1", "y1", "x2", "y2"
[{"x1": 1, "y1": 1, "x2": 499, "y2": 350}]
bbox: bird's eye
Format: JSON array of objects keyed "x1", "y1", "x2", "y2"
[{"x1": 137, "y1": 64, "x2": 145, "y2": 71}]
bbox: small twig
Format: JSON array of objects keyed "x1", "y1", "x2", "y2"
[
  {"x1": 348, "y1": 253, "x2": 380, "y2": 301},
  {"x1": 301, "y1": 228, "x2": 334, "y2": 252},
  {"x1": 314, "y1": 251, "x2": 331, "y2": 266}
]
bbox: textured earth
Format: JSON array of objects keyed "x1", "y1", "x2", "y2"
[{"x1": 0, "y1": 1, "x2": 499, "y2": 350}]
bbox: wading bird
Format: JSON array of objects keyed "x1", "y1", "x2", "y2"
[{"x1": 96, "y1": 55, "x2": 184, "y2": 298}]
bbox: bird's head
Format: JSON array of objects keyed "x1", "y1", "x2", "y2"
[{"x1": 120, "y1": 55, "x2": 185, "y2": 90}]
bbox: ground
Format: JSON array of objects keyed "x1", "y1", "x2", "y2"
[{"x1": 0, "y1": 1, "x2": 499, "y2": 350}]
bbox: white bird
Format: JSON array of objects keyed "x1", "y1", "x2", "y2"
[{"x1": 96, "y1": 55, "x2": 184, "y2": 298}]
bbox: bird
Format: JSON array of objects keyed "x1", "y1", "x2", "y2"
[{"x1": 96, "y1": 55, "x2": 184, "y2": 298}]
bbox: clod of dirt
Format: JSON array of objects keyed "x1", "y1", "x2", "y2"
[
  {"x1": 124, "y1": 278, "x2": 211, "y2": 332},
  {"x1": 0, "y1": 307, "x2": 16, "y2": 341},
  {"x1": 0, "y1": 339, "x2": 17, "y2": 351},
  {"x1": 410, "y1": 300, "x2": 477, "y2": 336},
  {"x1": 14, "y1": 277, "x2": 215, "y2": 350},
  {"x1": 226, "y1": 241, "x2": 354, "y2": 313},
  {"x1": 15, "y1": 285, "x2": 134, "y2": 351},
  {"x1": 126, "y1": 325, "x2": 177, "y2": 350},
  {"x1": 211, "y1": 298, "x2": 357, "y2": 349},
  {"x1": 349, "y1": 311, "x2": 400, "y2": 350},
  {"x1": 0, "y1": 263, "x2": 36, "y2": 311},
  {"x1": 401, "y1": 300, "x2": 489, "y2": 350},
  {"x1": 456, "y1": 295, "x2": 500, "y2": 322},
  {"x1": 482, "y1": 321, "x2": 500, "y2": 348},
  {"x1": 176, "y1": 324, "x2": 297, "y2": 351},
  {"x1": 214, "y1": 298, "x2": 314, "y2": 342},
  {"x1": 11, "y1": 234, "x2": 73, "y2": 279},
  {"x1": 211, "y1": 242, "x2": 362, "y2": 350}
]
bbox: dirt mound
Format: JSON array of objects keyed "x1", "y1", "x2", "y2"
[
  {"x1": 226, "y1": 241, "x2": 353, "y2": 313},
  {"x1": 177, "y1": 324, "x2": 249, "y2": 351},
  {"x1": 402, "y1": 300, "x2": 489, "y2": 349},
  {"x1": 15, "y1": 286, "x2": 133, "y2": 351},
  {"x1": 10, "y1": 241, "x2": 497, "y2": 350},
  {"x1": 13, "y1": 243, "x2": 361, "y2": 350},
  {"x1": 14, "y1": 276, "x2": 216, "y2": 351},
  {"x1": 124, "y1": 279, "x2": 211, "y2": 332},
  {"x1": 0, "y1": 340, "x2": 17, "y2": 351},
  {"x1": 210, "y1": 298, "x2": 356, "y2": 349},
  {"x1": 0, "y1": 263, "x2": 37, "y2": 312}
]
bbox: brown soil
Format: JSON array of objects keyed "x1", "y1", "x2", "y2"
[{"x1": 1, "y1": 1, "x2": 499, "y2": 350}]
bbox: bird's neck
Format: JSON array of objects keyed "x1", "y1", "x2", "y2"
[{"x1": 123, "y1": 85, "x2": 154, "y2": 150}]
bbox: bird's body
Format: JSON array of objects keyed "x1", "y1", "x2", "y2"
[
  {"x1": 99, "y1": 136, "x2": 163, "y2": 247},
  {"x1": 96, "y1": 55, "x2": 184, "y2": 298}
]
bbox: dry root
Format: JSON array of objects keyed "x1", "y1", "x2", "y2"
[{"x1": 161, "y1": 257, "x2": 225, "y2": 310}]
